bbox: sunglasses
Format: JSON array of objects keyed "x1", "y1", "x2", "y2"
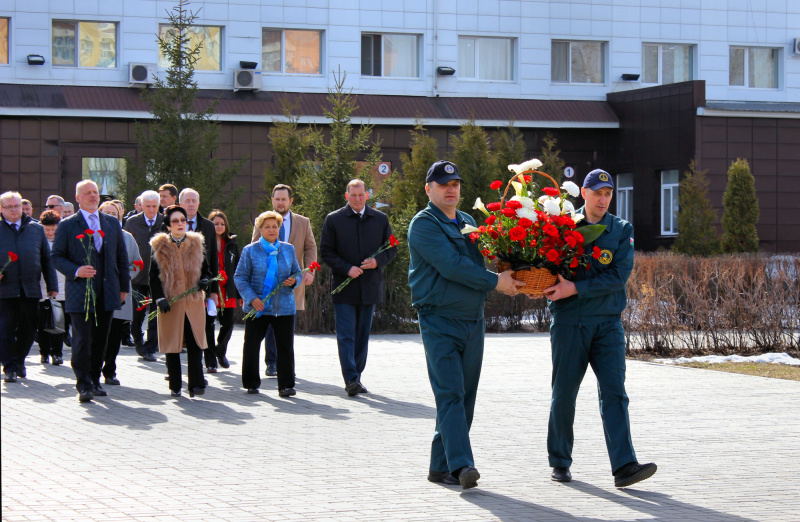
[
  {"x1": 45, "y1": 204, "x2": 63, "y2": 209},
  {"x1": 170, "y1": 218, "x2": 187, "y2": 224}
]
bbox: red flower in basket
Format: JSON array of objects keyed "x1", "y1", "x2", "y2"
[{"x1": 462, "y1": 158, "x2": 607, "y2": 295}]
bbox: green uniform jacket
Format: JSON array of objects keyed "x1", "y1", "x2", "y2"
[
  {"x1": 408, "y1": 202, "x2": 499, "y2": 319},
  {"x1": 548, "y1": 208, "x2": 634, "y2": 324}
]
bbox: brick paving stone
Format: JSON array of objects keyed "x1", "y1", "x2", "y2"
[{"x1": 3, "y1": 330, "x2": 800, "y2": 521}]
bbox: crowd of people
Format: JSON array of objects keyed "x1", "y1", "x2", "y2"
[{"x1": 1, "y1": 162, "x2": 656, "y2": 491}]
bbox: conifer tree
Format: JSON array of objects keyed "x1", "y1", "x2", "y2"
[
  {"x1": 493, "y1": 123, "x2": 527, "y2": 184},
  {"x1": 388, "y1": 121, "x2": 439, "y2": 214},
  {"x1": 536, "y1": 132, "x2": 565, "y2": 197},
  {"x1": 126, "y1": 0, "x2": 245, "y2": 227},
  {"x1": 450, "y1": 118, "x2": 494, "y2": 219},
  {"x1": 672, "y1": 160, "x2": 721, "y2": 256},
  {"x1": 721, "y1": 158, "x2": 760, "y2": 253}
]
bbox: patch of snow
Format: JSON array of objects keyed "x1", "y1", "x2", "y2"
[{"x1": 657, "y1": 352, "x2": 800, "y2": 366}]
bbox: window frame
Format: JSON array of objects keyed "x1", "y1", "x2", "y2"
[
  {"x1": 551, "y1": 40, "x2": 607, "y2": 85},
  {"x1": 729, "y1": 45, "x2": 780, "y2": 89},
  {"x1": 641, "y1": 43, "x2": 695, "y2": 85},
  {"x1": 157, "y1": 24, "x2": 224, "y2": 72},
  {"x1": 616, "y1": 173, "x2": 633, "y2": 223},
  {"x1": 261, "y1": 28, "x2": 323, "y2": 75},
  {"x1": 361, "y1": 32, "x2": 420, "y2": 78},
  {"x1": 660, "y1": 169, "x2": 680, "y2": 236},
  {"x1": 0, "y1": 17, "x2": 9, "y2": 66},
  {"x1": 457, "y1": 35, "x2": 515, "y2": 82},
  {"x1": 51, "y1": 20, "x2": 119, "y2": 69}
]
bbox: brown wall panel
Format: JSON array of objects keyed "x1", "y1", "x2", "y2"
[
  {"x1": 58, "y1": 121, "x2": 81, "y2": 140},
  {"x1": 20, "y1": 120, "x2": 41, "y2": 139}
]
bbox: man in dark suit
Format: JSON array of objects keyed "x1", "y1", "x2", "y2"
[
  {"x1": 320, "y1": 179, "x2": 397, "y2": 396},
  {"x1": 51, "y1": 180, "x2": 130, "y2": 403},
  {"x1": 179, "y1": 188, "x2": 220, "y2": 372},
  {"x1": 123, "y1": 190, "x2": 163, "y2": 362},
  {"x1": 1, "y1": 191, "x2": 58, "y2": 383}
]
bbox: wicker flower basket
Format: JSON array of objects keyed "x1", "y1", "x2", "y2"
[{"x1": 496, "y1": 261, "x2": 558, "y2": 296}]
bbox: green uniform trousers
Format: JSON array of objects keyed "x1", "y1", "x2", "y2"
[
  {"x1": 419, "y1": 314, "x2": 484, "y2": 473},
  {"x1": 548, "y1": 318, "x2": 637, "y2": 473}
]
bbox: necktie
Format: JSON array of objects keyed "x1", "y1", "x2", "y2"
[
  {"x1": 279, "y1": 222, "x2": 286, "y2": 242},
  {"x1": 11, "y1": 223, "x2": 17, "y2": 231},
  {"x1": 148, "y1": 219, "x2": 154, "y2": 228},
  {"x1": 188, "y1": 220, "x2": 194, "y2": 231},
  {"x1": 89, "y1": 214, "x2": 102, "y2": 251}
]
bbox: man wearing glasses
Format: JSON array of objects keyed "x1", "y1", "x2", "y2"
[{"x1": 45, "y1": 195, "x2": 66, "y2": 216}]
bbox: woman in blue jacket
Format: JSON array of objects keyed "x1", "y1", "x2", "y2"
[{"x1": 234, "y1": 211, "x2": 301, "y2": 397}]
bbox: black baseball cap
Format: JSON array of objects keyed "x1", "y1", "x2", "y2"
[
  {"x1": 583, "y1": 169, "x2": 614, "y2": 191},
  {"x1": 426, "y1": 161, "x2": 463, "y2": 184}
]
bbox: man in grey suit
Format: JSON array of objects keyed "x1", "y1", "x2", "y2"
[
  {"x1": 51, "y1": 180, "x2": 130, "y2": 403},
  {"x1": 123, "y1": 190, "x2": 163, "y2": 362}
]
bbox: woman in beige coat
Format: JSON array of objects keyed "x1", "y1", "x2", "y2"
[{"x1": 150, "y1": 205, "x2": 216, "y2": 397}]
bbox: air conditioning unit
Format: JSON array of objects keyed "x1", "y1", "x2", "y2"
[
  {"x1": 794, "y1": 38, "x2": 800, "y2": 55},
  {"x1": 128, "y1": 63, "x2": 156, "y2": 85},
  {"x1": 234, "y1": 69, "x2": 261, "y2": 91}
]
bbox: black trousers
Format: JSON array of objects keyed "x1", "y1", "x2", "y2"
[
  {"x1": 242, "y1": 314, "x2": 295, "y2": 391},
  {"x1": 204, "y1": 312, "x2": 217, "y2": 368},
  {"x1": 70, "y1": 299, "x2": 114, "y2": 393},
  {"x1": 102, "y1": 318, "x2": 127, "y2": 379},
  {"x1": 165, "y1": 316, "x2": 206, "y2": 392},
  {"x1": 214, "y1": 308, "x2": 236, "y2": 358},
  {"x1": 37, "y1": 300, "x2": 65, "y2": 358},
  {"x1": 0, "y1": 296, "x2": 39, "y2": 374},
  {"x1": 131, "y1": 283, "x2": 158, "y2": 355}
]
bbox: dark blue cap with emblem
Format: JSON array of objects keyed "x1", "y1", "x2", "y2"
[
  {"x1": 583, "y1": 169, "x2": 614, "y2": 191},
  {"x1": 426, "y1": 161, "x2": 463, "y2": 184}
]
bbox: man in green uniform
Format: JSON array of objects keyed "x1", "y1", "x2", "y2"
[
  {"x1": 543, "y1": 169, "x2": 657, "y2": 488},
  {"x1": 408, "y1": 161, "x2": 524, "y2": 489}
]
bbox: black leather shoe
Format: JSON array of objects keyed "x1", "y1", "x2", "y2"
[
  {"x1": 246, "y1": 388, "x2": 259, "y2": 394},
  {"x1": 206, "y1": 367, "x2": 218, "y2": 374},
  {"x1": 41, "y1": 355, "x2": 49, "y2": 364},
  {"x1": 427, "y1": 470, "x2": 459, "y2": 485},
  {"x1": 3, "y1": 372, "x2": 17, "y2": 383},
  {"x1": 17, "y1": 365, "x2": 26, "y2": 378},
  {"x1": 141, "y1": 353, "x2": 157, "y2": 362},
  {"x1": 122, "y1": 336, "x2": 135, "y2": 347},
  {"x1": 345, "y1": 380, "x2": 360, "y2": 396},
  {"x1": 189, "y1": 387, "x2": 205, "y2": 398},
  {"x1": 217, "y1": 354, "x2": 230, "y2": 369},
  {"x1": 265, "y1": 363, "x2": 277, "y2": 377},
  {"x1": 357, "y1": 381, "x2": 368, "y2": 394},
  {"x1": 551, "y1": 467, "x2": 572, "y2": 482},
  {"x1": 279, "y1": 388, "x2": 296, "y2": 397},
  {"x1": 51, "y1": 356, "x2": 63, "y2": 366},
  {"x1": 79, "y1": 390, "x2": 93, "y2": 402},
  {"x1": 457, "y1": 466, "x2": 480, "y2": 489},
  {"x1": 171, "y1": 390, "x2": 181, "y2": 397},
  {"x1": 92, "y1": 384, "x2": 108, "y2": 397},
  {"x1": 614, "y1": 462, "x2": 657, "y2": 488},
  {"x1": 63, "y1": 335, "x2": 72, "y2": 347},
  {"x1": 104, "y1": 377, "x2": 121, "y2": 385}
]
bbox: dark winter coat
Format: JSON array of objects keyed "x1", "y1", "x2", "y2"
[{"x1": 0, "y1": 215, "x2": 57, "y2": 299}]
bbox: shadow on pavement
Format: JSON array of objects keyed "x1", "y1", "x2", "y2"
[
  {"x1": 77, "y1": 394, "x2": 170, "y2": 430},
  {"x1": 295, "y1": 378, "x2": 437, "y2": 418},
  {"x1": 460, "y1": 489, "x2": 598, "y2": 521}
]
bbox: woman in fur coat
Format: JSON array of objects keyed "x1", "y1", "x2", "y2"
[{"x1": 150, "y1": 205, "x2": 216, "y2": 398}]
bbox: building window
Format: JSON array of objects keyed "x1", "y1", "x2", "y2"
[
  {"x1": 1, "y1": 18, "x2": 9, "y2": 65},
  {"x1": 262, "y1": 29, "x2": 322, "y2": 74},
  {"x1": 729, "y1": 46, "x2": 779, "y2": 88},
  {"x1": 642, "y1": 44, "x2": 694, "y2": 85},
  {"x1": 52, "y1": 21, "x2": 117, "y2": 67},
  {"x1": 83, "y1": 158, "x2": 126, "y2": 197},
  {"x1": 551, "y1": 40, "x2": 605, "y2": 84},
  {"x1": 661, "y1": 169, "x2": 679, "y2": 235},
  {"x1": 458, "y1": 36, "x2": 514, "y2": 81},
  {"x1": 616, "y1": 173, "x2": 633, "y2": 223},
  {"x1": 361, "y1": 33, "x2": 419, "y2": 77},
  {"x1": 158, "y1": 24, "x2": 222, "y2": 71}
]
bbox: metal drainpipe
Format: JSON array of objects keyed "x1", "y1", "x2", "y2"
[{"x1": 433, "y1": 0, "x2": 438, "y2": 97}]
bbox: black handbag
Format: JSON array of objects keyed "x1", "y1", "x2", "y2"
[{"x1": 40, "y1": 299, "x2": 66, "y2": 335}]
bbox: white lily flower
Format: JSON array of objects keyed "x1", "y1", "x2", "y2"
[
  {"x1": 538, "y1": 195, "x2": 549, "y2": 206},
  {"x1": 561, "y1": 181, "x2": 580, "y2": 198},
  {"x1": 473, "y1": 197, "x2": 489, "y2": 217},
  {"x1": 543, "y1": 198, "x2": 561, "y2": 216},
  {"x1": 510, "y1": 195, "x2": 535, "y2": 209},
  {"x1": 511, "y1": 181, "x2": 524, "y2": 197},
  {"x1": 516, "y1": 208, "x2": 538, "y2": 221},
  {"x1": 573, "y1": 213, "x2": 585, "y2": 223},
  {"x1": 561, "y1": 200, "x2": 575, "y2": 216},
  {"x1": 508, "y1": 158, "x2": 544, "y2": 175},
  {"x1": 460, "y1": 224, "x2": 481, "y2": 234}
]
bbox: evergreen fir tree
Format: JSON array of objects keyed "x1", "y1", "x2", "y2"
[
  {"x1": 126, "y1": 0, "x2": 246, "y2": 229},
  {"x1": 721, "y1": 158, "x2": 760, "y2": 253},
  {"x1": 387, "y1": 121, "x2": 439, "y2": 214},
  {"x1": 536, "y1": 132, "x2": 566, "y2": 198},
  {"x1": 493, "y1": 123, "x2": 527, "y2": 185},
  {"x1": 450, "y1": 118, "x2": 495, "y2": 219},
  {"x1": 672, "y1": 160, "x2": 721, "y2": 256}
]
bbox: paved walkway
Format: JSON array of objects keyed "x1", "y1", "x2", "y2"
[{"x1": 2, "y1": 330, "x2": 799, "y2": 521}]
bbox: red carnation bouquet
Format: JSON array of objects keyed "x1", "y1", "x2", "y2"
[
  {"x1": 244, "y1": 262, "x2": 322, "y2": 320},
  {"x1": 76, "y1": 229, "x2": 104, "y2": 324},
  {"x1": 464, "y1": 160, "x2": 606, "y2": 294},
  {"x1": 330, "y1": 235, "x2": 400, "y2": 295}
]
